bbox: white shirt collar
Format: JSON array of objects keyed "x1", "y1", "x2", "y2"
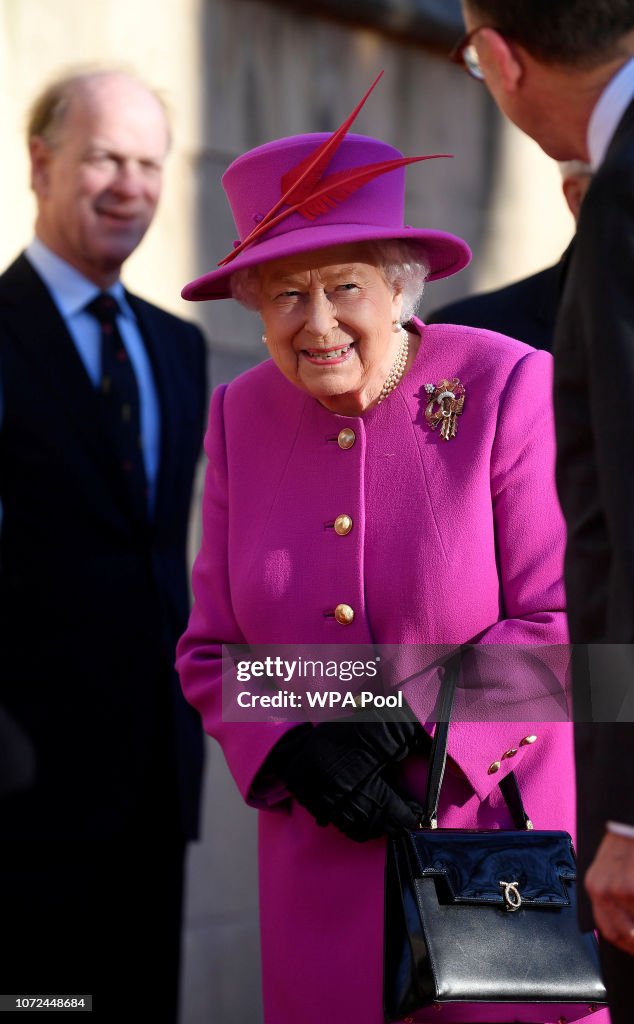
[
  {"x1": 25, "y1": 237, "x2": 133, "y2": 319},
  {"x1": 587, "y1": 56, "x2": 634, "y2": 170}
]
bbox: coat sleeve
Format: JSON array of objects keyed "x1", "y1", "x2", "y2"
[
  {"x1": 444, "y1": 349, "x2": 571, "y2": 802},
  {"x1": 175, "y1": 384, "x2": 298, "y2": 808}
]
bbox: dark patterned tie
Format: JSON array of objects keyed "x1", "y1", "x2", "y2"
[{"x1": 85, "y1": 292, "x2": 148, "y2": 516}]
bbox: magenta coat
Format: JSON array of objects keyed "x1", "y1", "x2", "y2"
[{"x1": 177, "y1": 318, "x2": 609, "y2": 1024}]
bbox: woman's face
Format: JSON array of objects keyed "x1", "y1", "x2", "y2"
[{"x1": 257, "y1": 243, "x2": 404, "y2": 415}]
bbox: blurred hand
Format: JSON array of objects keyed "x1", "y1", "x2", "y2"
[{"x1": 585, "y1": 831, "x2": 634, "y2": 956}]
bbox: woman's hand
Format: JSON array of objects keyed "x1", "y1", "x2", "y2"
[{"x1": 268, "y1": 715, "x2": 425, "y2": 841}]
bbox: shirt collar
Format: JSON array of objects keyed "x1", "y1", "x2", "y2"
[
  {"x1": 25, "y1": 237, "x2": 134, "y2": 320},
  {"x1": 587, "y1": 56, "x2": 634, "y2": 170}
]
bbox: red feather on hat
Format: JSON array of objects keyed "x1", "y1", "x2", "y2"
[
  {"x1": 217, "y1": 71, "x2": 452, "y2": 268},
  {"x1": 278, "y1": 71, "x2": 385, "y2": 203},
  {"x1": 293, "y1": 155, "x2": 451, "y2": 220}
]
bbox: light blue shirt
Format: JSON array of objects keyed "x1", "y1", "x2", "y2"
[
  {"x1": 588, "y1": 56, "x2": 634, "y2": 170},
  {"x1": 25, "y1": 238, "x2": 161, "y2": 512}
]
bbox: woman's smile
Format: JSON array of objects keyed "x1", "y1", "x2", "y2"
[{"x1": 300, "y1": 343, "x2": 354, "y2": 365}]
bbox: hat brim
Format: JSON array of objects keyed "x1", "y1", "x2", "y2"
[{"x1": 181, "y1": 223, "x2": 471, "y2": 301}]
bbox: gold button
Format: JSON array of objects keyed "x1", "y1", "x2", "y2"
[
  {"x1": 488, "y1": 760, "x2": 501, "y2": 775},
  {"x1": 502, "y1": 748, "x2": 518, "y2": 759},
  {"x1": 337, "y1": 428, "x2": 356, "y2": 450},
  {"x1": 334, "y1": 603, "x2": 354, "y2": 625},
  {"x1": 520, "y1": 735, "x2": 538, "y2": 746},
  {"x1": 334, "y1": 514, "x2": 353, "y2": 536}
]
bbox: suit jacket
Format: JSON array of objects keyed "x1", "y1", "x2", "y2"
[
  {"x1": 0, "y1": 253, "x2": 206, "y2": 840},
  {"x1": 553, "y1": 97, "x2": 634, "y2": 921},
  {"x1": 175, "y1": 319, "x2": 588, "y2": 1024},
  {"x1": 426, "y1": 243, "x2": 574, "y2": 352}
]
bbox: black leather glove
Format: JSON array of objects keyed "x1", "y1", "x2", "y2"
[{"x1": 267, "y1": 714, "x2": 425, "y2": 842}]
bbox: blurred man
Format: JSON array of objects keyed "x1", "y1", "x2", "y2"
[
  {"x1": 427, "y1": 161, "x2": 592, "y2": 350},
  {"x1": 453, "y1": 2, "x2": 634, "y2": 1018},
  {"x1": 0, "y1": 69, "x2": 206, "y2": 1020}
]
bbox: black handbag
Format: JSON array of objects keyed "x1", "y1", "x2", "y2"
[{"x1": 383, "y1": 652, "x2": 608, "y2": 1024}]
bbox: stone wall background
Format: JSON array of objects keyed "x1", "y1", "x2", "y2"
[{"x1": 0, "y1": 2, "x2": 576, "y2": 1020}]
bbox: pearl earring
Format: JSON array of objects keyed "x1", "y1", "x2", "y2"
[
  {"x1": 392, "y1": 320, "x2": 401, "y2": 333},
  {"x1": 261, "y1": 334, "x2": 268, "y2": 344}
]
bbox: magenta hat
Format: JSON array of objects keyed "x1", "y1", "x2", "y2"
[{"x1": 182, "y1": 78, "x2": 471, "y2": 301}]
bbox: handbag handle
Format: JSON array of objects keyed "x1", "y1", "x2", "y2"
[{"x1": 420, "y1": 647, "x2": 533, "y2": 831}]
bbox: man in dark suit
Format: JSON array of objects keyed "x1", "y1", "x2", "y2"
[
  {"x1": 426, "y1": 161, "x2": 592, "y2": 350},
  {"x1": 454, "y1": 2, "x2": 634, "y2": 1019},
  {"x1": 0, "y1": 69, "x2": 206, "y2": 1020}
]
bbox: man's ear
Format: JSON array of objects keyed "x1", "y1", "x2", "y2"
[
  {"x1": 29, "y1": 136, "x2": 52, "y2": 196},
  {"x1": 479, "y1": 28, "x2": 524, "y2": 92}
]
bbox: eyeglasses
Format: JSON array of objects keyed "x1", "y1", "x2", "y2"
[{"x1": 449, "y1": 26, "x2": 494, "y2": 81}]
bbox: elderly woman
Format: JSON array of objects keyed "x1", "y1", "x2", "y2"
[{"x1": 176, "y1": 82, "x2": 605, "y2": 1024}]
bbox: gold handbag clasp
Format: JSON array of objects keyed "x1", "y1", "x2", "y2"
[{"x1": 499, "y1": 880, "x2": 522, "y2": 911}]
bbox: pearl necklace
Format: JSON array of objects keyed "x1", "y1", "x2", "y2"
[{"x1": 376, "y1": 329, "x2": 409, "y2": 404}]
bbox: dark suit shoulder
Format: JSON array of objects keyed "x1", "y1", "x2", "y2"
[
  {"x1": 124, "y1": 292, "x2": 207, "y2": 389},
  {"x1": 428, "y1": 264, "x2": 559, "y2": 323},
  {"x1": 0, "y1": 257, "x2": 204, "y2": 359},
  {"x1": 125, "y1": 292, "x2": 206, "y2": 345},
  {"x1": 426, "y1": 262, "x2": 563, "y2": 352},
  {"x1": 0, "y1": 252, "x2": 32, "y2": 285},
  {"x1": 426, "y1": 258, "x2": 569, "y2": 354},
  {"x1": 0, "y1": 253, "x2": 52, "y2": 306},
  {"x1": 125, "y1": 293, "x2": 208, "y2": 423}
]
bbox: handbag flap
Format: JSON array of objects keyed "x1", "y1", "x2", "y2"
[{"x1": 406, "y1": 829, "x2": 576, "y2": 907}]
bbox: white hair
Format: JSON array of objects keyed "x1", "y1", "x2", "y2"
[
  {"x1": 230, "y1": 239, "x2": 430, "y2": 324},
  {"x1": 363, "y1": 239, "x2": 430, "y2": 322}
]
